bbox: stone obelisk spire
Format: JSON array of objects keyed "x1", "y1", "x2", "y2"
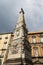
[{"x1": 4, "y1": 8, "x2": 32, "y2": 65}]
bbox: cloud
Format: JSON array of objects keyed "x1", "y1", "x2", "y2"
[{"x1": 0, "y1": 0, "x2": 43, "y2": 33}]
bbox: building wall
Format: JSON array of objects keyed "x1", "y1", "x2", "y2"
[
  {"x1": 28, "y1": 32, "x2": 43, "y2": 65},
  {"x1": 0, "y1": 31, "x2": 43, "y2": 65},
  {"x1": 0, "y1": 33, "x2": 13, "y2": 65}
]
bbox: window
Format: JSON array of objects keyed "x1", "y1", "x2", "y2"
[
  {"x1": 40, "y1": 37, "x2": 43, "y2": 43},
  {"x1": 34, "y1": 47, "x2": 38, "y2": 57},
  {"x1": 0, "y1": 35, "x2": 2, "y2": 40},
  {"x1": 4, "y1": 41, "x2": 7, "y2": 44},
  {"x1": 2, "y1": 42, "x2": 7, "y2": 49},
  {"x1": 33, "y1": 38, "x2": 36, "y2": 43},
  {"x1": 32, "y1": 36, "x2": 36, "y2": 43},
  {"x1": 5, "y1": 37, "x2": 8, "y2": 39}
]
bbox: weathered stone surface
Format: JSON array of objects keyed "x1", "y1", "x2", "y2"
[{"x1": 4, "y1": 8, "x2": 32, "y2": 65}]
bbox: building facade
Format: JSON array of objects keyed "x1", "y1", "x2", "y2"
[
  {"x1": 28, "y1": 32, "x2": 43, "y2": 65},
  {"x1": 0, "y1": 32, "x2": 13, "y2": 65},
  {"x1": 0, "y1": 9, "x2": 43, "y2": 65}
]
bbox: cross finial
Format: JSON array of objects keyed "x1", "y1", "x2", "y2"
[{"x1": 20, "y1": 8, "x2": 24, "y2": 14}]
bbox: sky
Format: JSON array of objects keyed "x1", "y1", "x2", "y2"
[{"x1": 0, "y1": 0, "x2": 43, "y2": 33}]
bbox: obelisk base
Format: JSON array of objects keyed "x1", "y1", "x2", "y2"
[{"x1": 3, "y1": 58, "x2": 32, "y2": 65}]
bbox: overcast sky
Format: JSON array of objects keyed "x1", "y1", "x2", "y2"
[{"x1": 0, "y1": 0, "x2": 43, "y2": 33}]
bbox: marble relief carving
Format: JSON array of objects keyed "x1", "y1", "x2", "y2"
[{"x1": 9, "y1": 39, "x2": 24, "y2": 55}]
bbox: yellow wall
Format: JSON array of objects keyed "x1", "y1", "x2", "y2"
[
  {"x1": 0, "y1": 33, "x2": 12, "y2": 64},
  {"x1": 28, "y1": 32, "x2": 43, "y2": 57}
]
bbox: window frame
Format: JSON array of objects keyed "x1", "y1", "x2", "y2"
[
  {"x1": 5, "y1": 37, "x2": 8, "y2": 39},
  {"x1": 0, "y1": 35, "x2": 2, "y2": 40},
  {"x1": 32, "y1": 36, "x2": 36, "y2": 43},
  {"x1": 40, "y1": 37, "x2": 43, "y2": 43},
  {"x1": 33, "y1": 47, "x2": 38, "y2": 57}
]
